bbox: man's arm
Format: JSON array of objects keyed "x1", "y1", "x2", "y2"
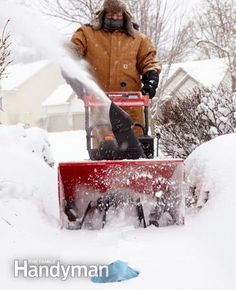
[
  {"x1": 61, "y1": 27, "x2": 88, "y2": 98},
  {"x1": 137, "y1": 35, "x2": 162, "y2": 74},
  {"x1": 71, "y1": 27, "x2": 88, "y2": 56},
  {"x1": 137, "y1": 36, "x2": 162, "y2": 98}
]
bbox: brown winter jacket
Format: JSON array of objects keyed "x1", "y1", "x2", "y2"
[{"x1": 71, "y1": 25, "x2": 162, "y2": 91}]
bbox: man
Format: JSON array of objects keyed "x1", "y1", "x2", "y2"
[
  {"x1": 71, "y1": 0, "x2": 161, "y2": 97},
  {"x1": 64, "y1": 0, "x2": 162, "y2": 159}
]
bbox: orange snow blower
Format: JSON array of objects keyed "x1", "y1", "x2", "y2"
[{"x1": 58, "y1": 92, "x2": 184, "y2": 230}]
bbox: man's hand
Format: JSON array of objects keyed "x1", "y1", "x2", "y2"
[
  {"x1": 141, "y1": 82, "x2": 157, "y2": 99},
  {"x1": 141, "y1": 70, "x2": 159, "y2": 99}
]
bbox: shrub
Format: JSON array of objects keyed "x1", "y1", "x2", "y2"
[{"x1": 155, "y1": 88, "x2": 236, "y2": 158}]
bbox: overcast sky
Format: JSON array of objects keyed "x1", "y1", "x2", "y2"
[
  {"x1": 1, "y1": 0, "x2": 202, "y2": 32},
  {"x1": 43, "y1": 0, "x2": 202, "y2": 36}
]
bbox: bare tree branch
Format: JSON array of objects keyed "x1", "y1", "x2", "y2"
[
  {"x1": 0, "y1": 19, "x2": 12, "y2": 81},
  {"x1": 193, "y1": 0, "x2": 236, "y2": 91}
]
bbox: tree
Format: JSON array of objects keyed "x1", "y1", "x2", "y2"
[
  {"x1": 193, "y1": 0, "x2": 236, "y2": 92},
  {"x1": 0, "y1": 19, "x2": 12, "y2": 81},
  {"x1": 34, "y1": 0, "x2": 101, "y2": 25}
]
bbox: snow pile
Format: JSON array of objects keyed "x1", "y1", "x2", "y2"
[
  {"x1": 0, "y1": 124, "x2": 54, "y2": 166},
  {"x1": 0, "y1": 124, "x2": 58, "y2": 223},
  {"x1": 185, "y1": 132, "x2": 236, "y2": 230},
  {"x1": 184, "y1": 133, "x2": 236, "y2": 285}
]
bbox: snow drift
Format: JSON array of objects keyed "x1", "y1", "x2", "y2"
[{"x1": 0, "y1": 124, "x2": 58, "y2": 224}]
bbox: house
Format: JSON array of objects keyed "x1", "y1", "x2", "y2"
[
  {"x1": 0, "y1": 97, "x2": 3, "y2": 112},
  {"x1": 161, "y1": 58, "x2": 231, "y2": 99},
  {"x1": 0, "y1": 60, "x2": 85, "y2": 131},
  {"x1": 0, "y1": 60, "x2": 65, "y2": 127},
  {"x1": 42, "y1": 84, "x2": 85, "y2": 132}
]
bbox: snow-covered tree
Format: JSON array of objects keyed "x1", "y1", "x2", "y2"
[
  {"x1": 0, "y1": 20, "x2": 12, "y2": 80},
  {"x1": 156, "y1": 88, "x2": 236, "y2": 158},
  {"x1": 194, "y1": 0, "x2": 236, "y2": 92}
]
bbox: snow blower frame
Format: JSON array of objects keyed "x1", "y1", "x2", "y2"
[
  {"x1": 84, "y1": 92, "x2": 155, "y2": 160},
  {"x1": 58, "y1": 92, "x2": 185, "y2": 230}
]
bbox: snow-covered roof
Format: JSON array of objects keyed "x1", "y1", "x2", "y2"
[
  {"x1": 42, "y1": 84, "x2": 73, "y2": 106},
  {"x1": 42, "y1": 83, "x2": 85, "y2": 113},
  {"x1": 166, "y1": 58, "x2": 229, "y2": 88},
  {"x1": 0, "y1": 60, "x2": 49, "y2": 91}
]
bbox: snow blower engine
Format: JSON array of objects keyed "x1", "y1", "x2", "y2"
[{"x1": 58, "y1": 92, "x2": 184, "y2": 230}]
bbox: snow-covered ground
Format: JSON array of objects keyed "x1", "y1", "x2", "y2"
[{"x1": 1, "y1": 126, "x2": 236, "y2": 290}]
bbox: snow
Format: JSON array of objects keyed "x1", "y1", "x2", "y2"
[
  {"x1": 0, "y1": 60, "x2": 49, "y2": 91},
  {"x1": 1, "y1": 125, "x2": 236, "y2": 289},
  {"x1": 0, "y1": 1, "x2": 110, "y2": 105},
  {"x1": 48, "y1": 130, "x2": 89, "y2": 163},
  {"x1": 166, "y1": 58, "x2": 228, "y2": 88},
  {"x1": 42, "y1": 84, "x2": 74, "y2": 106},
  {"x1": 184, "y1": 133, "x2": 236, "y2": 285}
]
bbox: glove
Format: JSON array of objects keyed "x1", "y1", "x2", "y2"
[{"x1": 141, "y1": 70, "x2": 159, "y2": 99}]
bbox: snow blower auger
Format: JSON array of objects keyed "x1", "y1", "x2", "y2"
[{"x1": 58, "y1": 92, "x2": 184, "y2": 230}]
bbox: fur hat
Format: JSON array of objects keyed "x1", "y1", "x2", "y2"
[
  {"x1": 90, "y1": 0, "x2": 137, "y2": 37},
  {"x1": 102, "y1": 0, "x2": 127, "y2": 13}
]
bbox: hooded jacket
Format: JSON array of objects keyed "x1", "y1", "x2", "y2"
[{"x1": 71, "y1": 0, "x2": 162, "y2": 92}]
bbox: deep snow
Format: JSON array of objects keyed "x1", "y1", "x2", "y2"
[{"x1": 0, "y1": 126, "x2": 236, "y2": 290}]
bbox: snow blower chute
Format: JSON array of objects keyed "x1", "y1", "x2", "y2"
[{"x1": 58, "y1": 92, "x2": 184, "y2": 229}]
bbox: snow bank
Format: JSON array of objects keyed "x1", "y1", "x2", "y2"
[
  {"x1": 0, "y1": 124, "x2": 54, "y2": 165},
  {"x1": 185, "y1": 132, "x2": 236, "y2": 220},
  {"x1": 185, "y1": 133, "x2": 236, "y2": 285},
  {"x1": 0, "y1": 124, "x2": 58, "y2": 223}
]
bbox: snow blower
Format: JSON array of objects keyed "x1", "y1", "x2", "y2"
[{"x1": 58, "y1": 92, "x2": 184, "y2": 230}]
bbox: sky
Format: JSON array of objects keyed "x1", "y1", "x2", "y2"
[{"x1": 1, "y1": 0, "x2": 202, "y2": 32}]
